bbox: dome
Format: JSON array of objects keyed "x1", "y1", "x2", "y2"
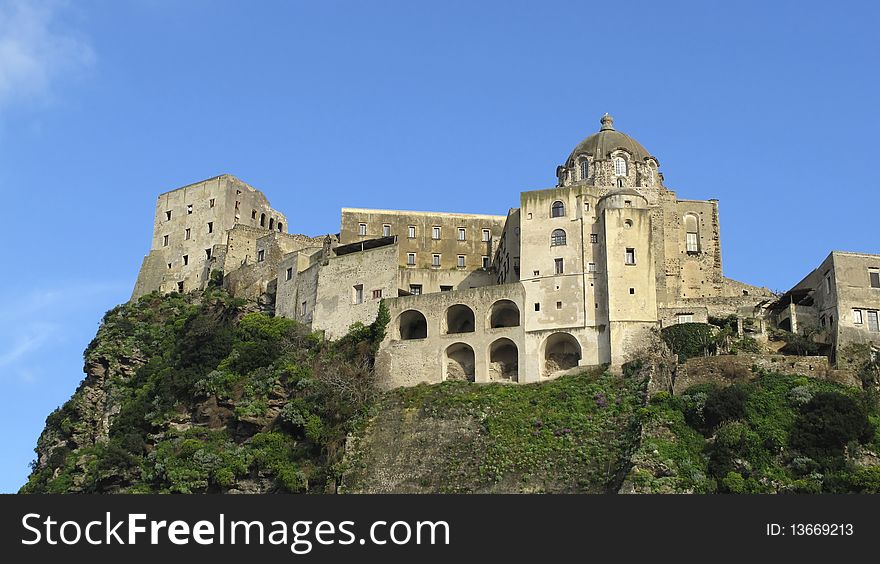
[{"x1": 566, "y1": 114, "x2": 654, "y2": 165}]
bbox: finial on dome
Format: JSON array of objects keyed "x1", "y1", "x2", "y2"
[{"x1": 600, "y1": 113, "x2": 614, "y2": 131}]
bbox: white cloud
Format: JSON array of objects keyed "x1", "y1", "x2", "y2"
[
  {"x1": 0, "y1": 0, "x2": 94, "y2": 111},
  {"x1": 0, "y1": 323, "x2": 56, "y2": 368}
]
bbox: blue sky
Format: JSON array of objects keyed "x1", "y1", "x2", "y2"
[{"x1": 0, "y1": 0, "x2": 877, "y2": 492}]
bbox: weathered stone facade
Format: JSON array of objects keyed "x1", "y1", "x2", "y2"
[{"x1": 132, "y1": 115, "x2": 793, "y2": 388}]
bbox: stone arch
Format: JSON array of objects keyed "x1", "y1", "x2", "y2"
[
  {"x1": 277, "y1": 222, "x2": 284, "y2": 232},
  {"x1": 489, "y1": 300, "x2": 520, "y2": 329},
  {"x1": 398, "y1": 309, "x2": 428, "y2": 340},
  {"x1": 488, "y1": 338, "x2": 518, "y2": 382},
  {"x1": 444, "y1": 343, "x2": 475, "y2": 382},
  {"x1": 542, "y1": 332, "x2": 582, "y2": 376},
  {"x1": 446, "y1": 304, "x2": 475, "y2": 334}
]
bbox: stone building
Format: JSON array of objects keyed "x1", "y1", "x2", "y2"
[
  {"x1": 766, "y1": 251, "x2": 880, "y2": 359},
  {"x1": 132, "y1": 115, "x2": 782, "y2": 387}
]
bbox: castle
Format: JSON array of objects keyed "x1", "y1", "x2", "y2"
[{"x1": 132, "y1": 115, "x2": 879, "y2": 386}]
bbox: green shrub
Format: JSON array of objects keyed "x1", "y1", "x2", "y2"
[
  {"x1": 660, "y1": 323, "x2": 717, "y2": 362},
  {"x1": 702, "y1": 385, "x2": 749, "y2": 432},
  {"x1": 790, "y1": 392, "x2": 874, "y2": 464}
]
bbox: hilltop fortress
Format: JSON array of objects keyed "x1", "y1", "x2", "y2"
[{"x1": 133, "y1": 115, "x2": 880, "y2": 386}]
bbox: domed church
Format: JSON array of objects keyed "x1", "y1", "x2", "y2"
[{"x1": 134, "y1": 115, "x2": 772, "y2": 387}]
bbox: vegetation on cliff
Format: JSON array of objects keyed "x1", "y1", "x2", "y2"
[{"x1": 22, "y1": 288, "x2": 387, "y2": 493}]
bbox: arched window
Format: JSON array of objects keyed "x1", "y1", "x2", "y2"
[
  {"x1": 616, "y1": 178, "x2": 624, "y2": 187},
  {"x1": 684, "y1": 214, "x2": 700, "y2": 253},
  {"x1": 579, "y1": 160, "x2": 589, "y2": 180},
  {"x1": 260, "y1": 213, "x2": 266, "y2": 227},
  {"x1": 614, "y1": 156, "x2": 627, "y2": 176},
  {"x1": 551, "y1": 200, "x2": 565, "y2": 218},
  {"x1": 269, "y1": 218, "x2": 275, "y2": 230},
  {"x1": 550, "y1": 229, "x2": 567, "y2": 247},
  {"x1": 277, "y1": 222, "x2": 283, "y2": 232}
]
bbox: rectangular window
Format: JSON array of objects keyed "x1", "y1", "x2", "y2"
[
  {"x1": 432, "y1": 254, "x2": 441, "y2": 267},
  {"x1": 584, "y1": 202, "x2": 590, "y2": 212},
  {"x1": 556, "y1": 301, "x2": 562, "y2": 310},
  {"x1": 440, "y1": 285, "x2": 453, "y2": 292},
  {"x1": 205, "y1": 248, "x2": 212, "y2": 260},
  {"x1": 534, "y1": 303, "x2": 540, "y2": 312},
  {"x1": 177, "y1": 281, "x2": 184, "y2": 293},
  {"x1": 624, "y1": 200, "x2": 632, "y2": 207},
  {"x1": 482, "y1": 256, "x2": 490, "y2": 269},
  {"x1": 408, "y1": 225, "x2": 416, "y2": 238},
  {"x1": 533, "y1": 270, "x2": 540, "y2": 276},
  {"x1": 372, "y1": 289, "x2": 382, "y2": 299},
  {"x1": 870, "y1": 269, "x2": 880, "y2": 288},
  {"x1": 382, "y1": 224, "x2": 391, "y2": 237},
  {"x1": 686, "y1": 232, "x2": 699, "y2": 253},
  {"x1": 407, "y1": 253, "x2": 416, "y2": 266},
  {"x1": 257, "y1": 249, "x2": 265, "y2": 262},
  {"x1": 252, "y1": 209, "x2": 257, "y2": 219},
  {"x1": 588, "y1": 262, "x2": 596, "y2": 272},
  {"x1": 353, "y1": 284, "x2": 364, "y2": 305},
  {"x1": 513, "y1": 257, "x2": 520, "y2": 274},
  {"x1": 235, "y1": 201, "x2": 240, "y2": 210},
  {"x1": 678, "y1": 314, "x2": 694, "y2": 324},
  {"x1": 867, "y1": 310, "x2": 879, "y2": 332},
  {"x1": 187, "y1": 204, "x2": 193, "y2": 215},
  {"x1": 286, "y1": 267, "x2": 293, "y2": 281},
  {"x1": 358, "y1": 223, "x2": 367, "y2": 236},
  {"x1": 554, "y1": 258, "x2": 564, "y2": 274},
  {"x1": 590, "y1": 233, "x2": 598, "y2": 243},
  {"x1": 185, "y1": 228, "x2": 191, "y2": 240},
  {"x1": 625, "y1": 248, "x2": 636, "y2": 265},
  {"x1": 183, "y1": 254, "x2": 189, "y2": 266},
  {"x1": 162, "y1": 234, "x2": 169, "y2": 247},
  {"x1": 207, "y1": 222, "x2": 213, "y2": 234},
  {"x1": 409, "y1": 284, "x2": 422, "y2": 295},
  {"x1": 825, "y1": 275, "x2": 832, "y2": 294},
  {"x1": 165, "y1": 210, "x2": 172, "y2": 221},
  {"x1": 432, "y1": 226, "x2": 441, "y2": 240},
  {"x1": 457, "y1": 255, "x2": 465, "y2": 268},
  {"x1": 301, "y1": 301, "x2": 307, "y2": 316},
  {"x1": 209, "y1": 198, "x2": 215, "y2": 208},
  {"x1": 457, "y1": 228, "x2": 466, "y2": 241},
  {"x1": 167, "y1": 263, "x2": 172, "y2": 270},
  {"x1": 482, "y1": 229, "x2": 490, "y2": 242}
]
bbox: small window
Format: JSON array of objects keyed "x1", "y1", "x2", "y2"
[
  {"x1": 677, "y1": 314, "x2": 694, "y2": 324},
  {"x1": 207, "y1": 222, "x2": 213, "y2": 234},
  {"x1": 260, "y1": 213, "x2": 266, "y2": 227},
  {"x1": 614, "y1": 156, "x2": 627, "y2": 176},
  {"x1": 825, "y1": 275, "x2": 832, "y2": 294},
  {"x1": 616, "y1": 178, "x2": 624, "y2": 188},
  {"x1": 383, "y1": 224, "x2": 391, "y2": 237},
  {"x1": 372, "y1": 289, "x2": 383, "y2": 299},
  {"x1": 686, "y1": 233, "x2": 699, "y2": 253},
  {"x1": 358, "y1": 223, "x2": 367, "y2": 236},
  {"x1": 301, "y1": 301, "x2": 308, "y2": 316},
  {"x1": 533, "y1": 270, "x2": 540, "y2": 276},
  {"x1": 551, "y1": 200, "x2": 565, "y2": 218},
  {"x1": 625, "y1": 248, "x2": 636, "y2": 265},
  {"x1": 868, "y1": 310, "x2": 879, "y2": 332},
  {"x1": 432, "y1": 226, "x2": 441, "y2": 240},
  {"x1": 286, "y1": 267, "x2": 293, "y2": 281},
  {"x1": 252, "y1": 210, "x2": 257, "y2": 219},
  {"x1": 205, "y1": 248, "x2": 212, "y2": 260},
  {"x1": 432, "y1": 254, "x2": 441, "y2": 267},
  {"x1": 590, "y1": 233, "x2": 598, "y2": 243},
  {"x1": 167, "y1": 263, "x2": 172, "y2": 270},
  {"x1": 187, "y1": 204, "x2": 193, "y2": 215},
  {"x1": 457, "y1": 255, "x2": 466, "y2": 268},
  {"x1": 183, "y1": 254, "x2": 189, "y2": 266},
  {"x1": 277, "y1": 222, "x2": 283, "y2": 232},
  {"x1": 408, "y1": 225, "x2": 416, "y2": 238},
  {"x1": 629, "y1": 287, "x2": 635, "y2": 294},
  {"x1": 624, "y1": 219, "x2": 633, "y2": 229},
  {"x1": 550, "y1": 229, "x2": 567, "y2": 246},
  {"x1": 584, "y1": 202, "x2": 590, "y2": 212},
  {"x1": 407, "y1": 253, "x2": 416, "y2": 266},
  {"x1": 177, "y1": 281, "x2": 184, "y2": 293},
  {"x1": 870, "y1": 269, "x2": 880, "y2": 288},
  {"x1": 457, "y1": 227, "x2": 466, "y2": 241},
  {"x1": 209, "y1": 198, "x2": 215, "y2": 208},
  {"x1": 163, "y1": 234, "x2": 169, "y2": 247},
  {"x1": 534, "y1": 303, "x2": 540, "y2": 312},
  {"x1": 624, "y1": 200, "x2": 632, "y2": 207},
  {"x1": 353, "y1": 284, "x2": 364, "y2": 305},
  {"x1": 235, "y1": 201, "x2": 240, "y2": 210},
  {"x1": 482, "y1": 229, "x2": 490, "y2": 242},
  {"x1": 257, "y1": 249, "x2": 265, "y2": 262},
  {"x1": 165, "y1": 210, "x2": 172, "y2": 221},
  {"x1": 269, "y1": 218, "x2": 275, "y2": 230},
  {"x1": 554, "y1": 258, "x2": 564, "y2": 274},
  {"x1": 440, "y1": 285, "x2": 453, "y2": 292},
  {"x1": 579, "y1": 160, "x2": 589, "y2": 180},
  {"x1": 409, "y1": 284, "x2": 422, "y2": 295},
  {"x1": 556, "y1": 301, "x2": 563, "y2": 310},
  {"x1": 185, "y1": 228, "x2": 191, "y2": 240},
  {"x1": 588, "y1": 262, "x2": 596, "y2": 272},
  {"x1": 236, "y1": 190, "x2": 241, "y2": 196},
  {"x1": 482, "y1": 256, "x2": 490, "y2": 269}
]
